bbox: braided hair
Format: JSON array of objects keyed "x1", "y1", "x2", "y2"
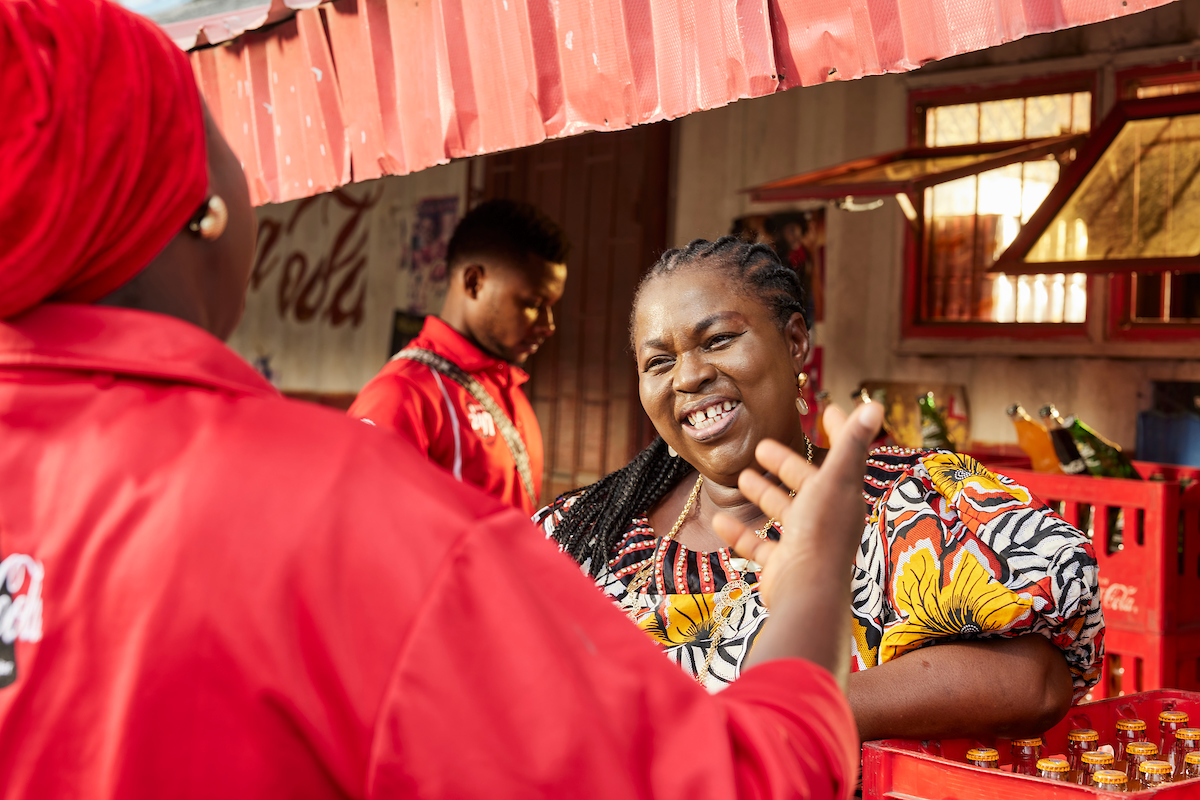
[{"x1": 552, "y1": 236, "x2": 808, "y2": 575}]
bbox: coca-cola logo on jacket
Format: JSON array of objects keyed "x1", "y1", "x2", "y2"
[{"x1": 0, "y1": 553, "x2": 45, "y2": 689}]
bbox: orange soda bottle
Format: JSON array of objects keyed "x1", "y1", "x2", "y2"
[
  {"x1": 966, "y1": 747, "x2": 1000, "y2": 769},
  {"x1": 1007, "y1": 404, "x2": 1064, "y2": 474},
  {"x1": 1037, "y1": 758, "x2": 1071, "y2": 781},
  {"x1": 1010, "y1": 737, "x2": 1043, "y2": 776}
]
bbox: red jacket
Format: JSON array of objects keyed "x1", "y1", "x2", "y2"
[
  {"x1": 349, "y1": 316, "x2": 543, "y2": 515},
  {"x1": 0, "y1": 304, "x2": 857, "y2": 799}
]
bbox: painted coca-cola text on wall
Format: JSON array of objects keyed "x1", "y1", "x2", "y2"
[{"x1": 251, "y1": 187, "x2": 385, "y2": 329}]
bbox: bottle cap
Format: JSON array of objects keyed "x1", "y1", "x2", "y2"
[
  {"x1": 1068, "y1": 728, "x2": 1100, "y2": 742},
  {"x1": 1036, "y1": 758, "x2": 1070, "y2": 773},
  {"x1": 1012, "y1": 737, "x2": 1043, "y2": 747},
  {"x1": 1038, "y1": 405, "x2": 1054, "y2": 418},
  {"x1": 1175, "y1": 727, "x2": 1200, "y2": 741},
  {"x1": 966, "y1": 747, "x2": 999, "y2": 762},
  {"x1": 1092, "y1": 770, "x2": 1128, "y2": 786},
  {"x1": 1126, "y1": 741, "x2": 1159, "y2": 756},
  {"x1": 1160, "y1": 710, "x2": 1189, "y2": 724},
  {"x1": 1082, "y1": 751, "x2": 1114, "y2": 765},
  {"x1": 1116, "y1": 718, "x2": 1147, "y2": 731},
  {"x1": 1186, "y1": 751, "x2": 1200, "y2": 765},
  {"x1": 1006, "y1": 403, "x2": 1020, "y2": 416},
  {"x1": 1140, "y1": 760, "x2": 1173, "y2": 776}
]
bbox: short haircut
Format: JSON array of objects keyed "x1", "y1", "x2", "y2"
[{"x1": 446, "y1": 199, "x2": 571, "y2": 271}]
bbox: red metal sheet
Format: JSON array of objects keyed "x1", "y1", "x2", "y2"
[
  {"x1": 770, "y1": 0, "x2": 1176, "y2": 89},
  {"x1": 191, "y1": 0, "x2": 1179, "y2": 205},
  {"x1": 191, "y1": 8, "x2": 348, "y2": 206}
]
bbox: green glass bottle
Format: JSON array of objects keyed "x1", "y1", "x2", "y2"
[
  {"x1": 1064, "y1": 415, "x2": 1141, "y2": 480},
  {"x1": 918, "y1": 392, "x2": 955, "y2": 451}
]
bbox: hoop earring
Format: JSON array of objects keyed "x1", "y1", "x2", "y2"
[
  {"x1": 667, "y1": 445, "x2": 679, "y2": 458},
  {"x1": 187, "y1": 195, "x2": 228, "y2": 241},
  {"x1": 796, "y1": 372, "x2": 810, "y2": 415}
]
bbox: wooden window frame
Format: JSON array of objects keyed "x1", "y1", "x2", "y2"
[
  {"x1": 902, "y1": 72, "x2": 1098, "y2": 340},
  {"x1": 1102, "y1": 63, "x2": 1200, "y2": 342}
]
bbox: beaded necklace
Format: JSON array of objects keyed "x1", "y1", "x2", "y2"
[{"x1": 619, "y1": 434, "x2": 813, "y2": 685}]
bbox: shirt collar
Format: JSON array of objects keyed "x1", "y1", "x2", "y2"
[
  {"x1": 0, "y1": 304, "x2": 278, "y2": 398},
  {"x1": 419, "y1": 316, "x2": 529, "y2": 387}
]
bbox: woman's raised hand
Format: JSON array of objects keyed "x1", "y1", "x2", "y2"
[{"x1": 712, "y1": 402, "x2": 883, "y2": 683}]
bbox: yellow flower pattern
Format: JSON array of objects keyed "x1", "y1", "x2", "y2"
[
  {"x1": 881, "y1": 547, "x2": 1034, "y2": 662},
  {"x1": 922, "y1": 452, "x2": 1031, "y2": 506}
]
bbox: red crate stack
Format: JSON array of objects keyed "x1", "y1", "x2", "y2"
[
  {"x1": 1000, "y1": 462, "x2": 1200, "y2": 699},
  {"x1": 864, "y1": 689, "x2": 1200, "y2": 798}
]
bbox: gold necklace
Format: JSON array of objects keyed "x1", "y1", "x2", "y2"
[{"x1": 619, "y1": 434, "x2": 814, "y2": 686}]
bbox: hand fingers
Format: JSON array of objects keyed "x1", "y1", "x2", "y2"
[
  {"x1": 819, "y1": 402, "x2": 884, "y2": 484},
  {"x1": 821, "y1": 404, "x2": 849, "y2": 441},
  {"x1": 713, "y1": 511, "x2": 778, "y2": 565},
  {"x1": 736, "y1": 460, "x2": 812, "y2": 523},
  {"x1": 753, "y1": 438, "x2": 819, "y2": 498}
]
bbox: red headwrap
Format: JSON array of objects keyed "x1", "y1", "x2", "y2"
[{"x1": 0, "y1": 0, "x2": 207, "y2": 318}]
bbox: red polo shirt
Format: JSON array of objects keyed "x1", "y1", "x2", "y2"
[
  {"x1": 349, "y1": 316, "x2": 544, "y2": 515},
  {"x1": 0, "y1": 303, "x2": 858, "y2": 800}
]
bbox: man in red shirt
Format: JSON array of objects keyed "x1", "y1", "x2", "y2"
[
  {"x1": 0, "y1": 1, "x2": 872, "y2": 797},
  {"x1": 350, "y1": 200, "x2": 568, "y2": 515}
]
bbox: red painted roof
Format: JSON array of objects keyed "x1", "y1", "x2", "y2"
[{"x1": 186, "y1": 0, "x2": 1179, "y2": 206}]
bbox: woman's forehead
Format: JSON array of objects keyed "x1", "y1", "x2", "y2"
[{"x1": 633, "y1": 267, "x2": 767, "y2": 341}]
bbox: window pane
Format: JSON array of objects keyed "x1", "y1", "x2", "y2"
[
  {"x1": 1072, "y1": 92, "x2": 1092, "y2": 133},
  {"x1": 1027, "y1": 113, "x2": 1200, "y2": 262},
  {"x1": 1137, "y1": 80, "x2": 1200, "y2": 99},
  {"x1": 980, "y1": 98, "x2": 1025, "y2": 142},
  {"x1": 926, "y1": 92, "x2": 1091, "y2": 147},
  {"x1": 1130, "y1": 271, "x2": 1200, "y2": 322},
  {"x1": 1025, "y1": 94, "x2": 1075, "y2": 138},
  {"x1": 924, "y1": 158, "x2": 1082, "y2": 323},
  {"x1": 929, "y1": 104, "x2": 981, "y2": 146}
]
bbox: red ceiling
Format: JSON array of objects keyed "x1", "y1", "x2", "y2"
[{"x1": 187, "y1": 0, "x2": 1177, "y2": 206}]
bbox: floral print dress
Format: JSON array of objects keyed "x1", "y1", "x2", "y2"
[{"x1": 536, "y1": 449, "x2": 1104, "y2": 698}]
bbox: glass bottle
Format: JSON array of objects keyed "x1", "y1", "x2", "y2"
[
  {"x1": 1039, "y1": 405, "x2": 1089, "y2": 475},
  {"x1": 918, "y1": 392, "x2": 955, "y2": 451},
  {"x1": 1010, "y1": 737, "x2": 1043, "y2": 776},
  {"x1": 1173, "y1": 727, "x2": 1200, "y2": 776},
  {"x1": 966, "y1": 747, "x2": 999, "y2": 769},
  {"x1": 1037, "y1": 757, "x2": 1071, "y2": 781},
  {"x1": 1185, "y1": 750, "x2": 1200, "y2": 780},
  {"x1": 1065, "y1": 414, "x2": 1140, "y2": 480},
  {"x1": 1068, "y1": 728, "x2": 1100, "y2": 772},
  {"x1": 1160, "y1": 710, "x2": 1190, "y2": 755},
  {"x1": 1114, "y1": 717, "x2": 1147, "y2": 763},
  {"x1": 1092, "y1": 769, "x2": 1128, "y2": 791},
  {"x1": 1123, "y1": 740, "x2": 1159, "y2": 783},
  {"x1": 1081, "y1": 751, "x2": 1115, "y2": 786},
  {"x1": 1007, "y1": 404, "x2": 1063, "y2": 474},
  {"x1": 1139, "y1": 759, "x2": 1174, "y2": 788}
]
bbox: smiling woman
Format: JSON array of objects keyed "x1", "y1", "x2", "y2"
[{"x1": 537, "y1": 237, "x2": 1105, "y2": 741}]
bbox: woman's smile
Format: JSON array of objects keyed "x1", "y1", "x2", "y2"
[{"x1": 680, "y1": 398, "x2": 742, "y2": 441}]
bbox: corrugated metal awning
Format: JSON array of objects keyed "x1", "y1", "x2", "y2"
[{"x1": 185, "y1": 0, "x2": 1178, "y2": 206}]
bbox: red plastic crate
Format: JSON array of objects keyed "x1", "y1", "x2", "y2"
[
  {"x1": 1001, "y1": 462, "x2": 1200, "y2": 636},
  {"x1": 1085, "y1": 628, "x2": 1200, "y2": 702},
  {"x1": 863, "y1": 689, "x2": 1200, "y2": 799}
]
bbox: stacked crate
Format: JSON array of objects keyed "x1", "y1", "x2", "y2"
[{"x1": 1005, "y1": 462, "x2": 1200, "y2": 699}]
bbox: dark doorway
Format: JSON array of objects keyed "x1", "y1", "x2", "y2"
[{"x1": 479, "y1": 122, "x2": 671, "y2": 501}]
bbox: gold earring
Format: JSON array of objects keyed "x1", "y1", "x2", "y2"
[
  {"x1": 796, "y1": 373, "x2": 810, "y2": 415},
  {"x1": 188, "y1": 195, "x2": 228, "y2": 241}
]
